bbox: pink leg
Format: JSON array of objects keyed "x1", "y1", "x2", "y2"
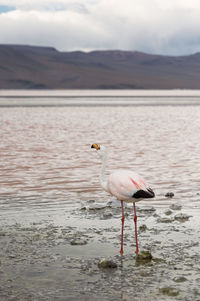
[
  {"x1": 120, "y1": 200, "x2": 125, "y2": 255},
  {"x1": 133, "y1": 202, "x2": 139, "y2": 254}
]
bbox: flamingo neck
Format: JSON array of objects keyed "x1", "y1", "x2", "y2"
[{"x1": 100, "y1": 151, "x2": 108, "y2": 192}]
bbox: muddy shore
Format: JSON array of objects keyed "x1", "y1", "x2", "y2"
[{"x1": 0, "y1": 199, "x2": 199, "y2": 301}]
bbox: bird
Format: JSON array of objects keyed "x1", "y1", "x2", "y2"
[{"x1": 91, "y1": 143, "x2": 155, "y2": 255}]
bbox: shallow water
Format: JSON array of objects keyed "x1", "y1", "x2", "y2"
[
  {"x1": 0, "y1": 93, "x2": 200, "y2": 300},
  {"x1": 0, "y1": 104, "x2": 200, "y2": 220}
]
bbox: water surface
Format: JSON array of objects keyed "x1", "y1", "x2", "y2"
[{"x1": 0, "y1": 103, "x2": 200, "y2": 222}]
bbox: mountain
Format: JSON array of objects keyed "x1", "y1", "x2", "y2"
[{"x1": 1, "y1": 44, "x2": 200, "y2": 89}]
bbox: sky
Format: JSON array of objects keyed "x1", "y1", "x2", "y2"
[{"x1": 0, "y1": 0, "x2": 200, "y2": 55}]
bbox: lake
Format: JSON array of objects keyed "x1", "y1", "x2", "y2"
[{"x1": 0, "y1": 90, "x2": 200, "y2": 300}]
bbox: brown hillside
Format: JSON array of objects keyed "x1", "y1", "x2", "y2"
[{"x1": 0, "y1": 45, "x2": 200, "y2": 89}]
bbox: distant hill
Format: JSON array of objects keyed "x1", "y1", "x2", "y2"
[{"x1": 1, "y1": 44, "x2": 200, "y2": 89}]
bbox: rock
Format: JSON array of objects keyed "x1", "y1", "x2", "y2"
[
  {"x1": 80, "y1": 203, "x2": 87, "y2": 210},
  {"x1": 102, "y1": 210, "x2": 113, "y2": 219},
  {"x1": 159, "y1": 287, "x2": 179, "y2": 296},
  {"x1": 98, "y1": 258, "x2": 117, "y2": 269},
  {"x1": 80, "y1": 200, "x2": 96, "y2": 210},
  {"x1": 139, "y1": 224, "x2": 147, "y2": 232},
  {"x1": 8, "y1": 254, "x2": 17, "y2": 259},
  {"x1": 70, "y1": 239, "x2": 87, "y2": 246},
  {"x1": 173, "y1": 276, "x2": 187, "y2": 283},
  {"x1": 157, "y1": 217, "x2": 174, "y2": 223},
  {"x1": 174, "y1": 213, "x2": 190, "y2": 222},
  {"x1": 169, "y1": 204, "x2": 182, "y2": 211},
  {"x1": 164, "y1": 209, "x2": 173, "y2": 216},
  {"x1": 165, "y1": 192, "x2": 174, "y2": 198},
  {"x1": 136, "y1": 251, "x2": 152, "y2": 263},
  {"x1": 88, "y1": 200, "x2": 95, "y2": 204}
]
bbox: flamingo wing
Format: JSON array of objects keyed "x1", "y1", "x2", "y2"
[{"x1": 107, "y1": 170, "x2": 154, "y2": 201}]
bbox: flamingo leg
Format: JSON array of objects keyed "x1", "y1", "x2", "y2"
[
  {"x1": 120, "y1": 200, "x2": 125, "y2": 255},
  {"x1": 133, "y1": 202, "x2": 139, "y2": 254}
]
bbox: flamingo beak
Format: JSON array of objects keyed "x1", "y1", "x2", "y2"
[{"x1": 91, "y1": 143, "x2": 100, "y2": 150}]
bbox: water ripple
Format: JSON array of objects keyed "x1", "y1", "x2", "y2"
[{"x1": 0, "y1": 104, "x2": 200, "y2": 223}]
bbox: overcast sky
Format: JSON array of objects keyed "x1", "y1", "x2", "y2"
[{"x1": 0, "y1": 0, "x2": 200, "y2": 55}]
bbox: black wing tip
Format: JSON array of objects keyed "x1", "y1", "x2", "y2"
[
  {"x1": 147, "y1": 187, "x2": 155, "y2": 197},
  {"x1": 133, "y1": 188, "x2": 155, "y2": 199}
]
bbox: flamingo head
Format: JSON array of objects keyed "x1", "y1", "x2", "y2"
[{"x1": 91, "y1": 143, "x2": 101, "y2": 150}]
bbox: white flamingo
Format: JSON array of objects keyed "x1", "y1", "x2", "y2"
[{"x1": 91, "y1": 143, "x2": 155, "y2": 254}]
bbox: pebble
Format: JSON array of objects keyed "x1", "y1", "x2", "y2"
[
  {"x1": 80, "y1": 204, "x2": 87, "y2": 210},
  {"x1": 173, "y1": 276, "x2": 187, "y2": 283},
  {"x1": 174, "y1": 213, "x2": 190, "y2": 222},
  {"x1": 8, "y1": 254, "x2": 16, "y2": 259},
  {"x1": 164, "y1": 209, "x2": 173, "y2": 216},
  {"x1": 165, "y1": 192, "x2": 174, "y2": 198},
  {"x1": 80, "y1": 200, "x2": 97, "y2": 210},
  {"x1": 70, "y1": 239, "x2": 87, "y2": 246},
  {"x1": 139, "y1": 224, "x2": 147, "y2": 232},
  {"x1": 136, "y1": 251, "x2": 152, "y2": 263},
  {"x1": 102, "y1": 210, "x2": 113, "y2": 219},
  {"x1": 157, "y1": 217, "x2": 174, "y2": 223},
  {"x1": 159, "y1": 287, "x2": 179, "y2": 296},
  {"x1": 88, "y1": 200, "x2": 95, "y2": 204},
  {"x1": 169, "y1": 204, "x2": 182, "y2": 211},
  {"x1": 98, "y1": 258, "x2": 117, "y2": 269}
]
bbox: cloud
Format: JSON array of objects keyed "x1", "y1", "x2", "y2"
[{"x1": 0, "y1": 0, "x2": 200, "y2": 55}]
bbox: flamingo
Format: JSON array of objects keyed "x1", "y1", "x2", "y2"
[{"x1": 91, "y1": 143, "x2": 155, "y2": 255}]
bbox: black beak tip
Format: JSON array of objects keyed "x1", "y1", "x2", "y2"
[{"x1": 91, "y1": 145, "x2": 94, "y2": 148}]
